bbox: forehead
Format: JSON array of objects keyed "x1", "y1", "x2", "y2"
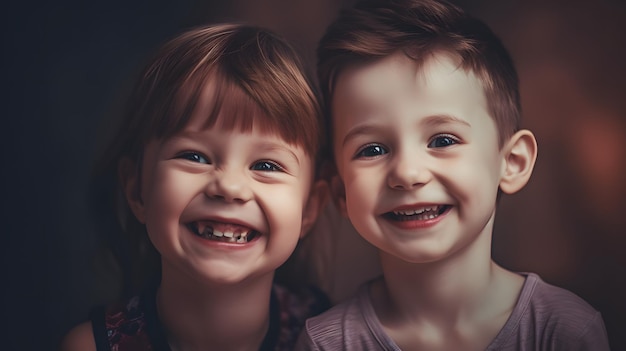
[
  {"x1": 332, "y1": 52, "x2": 488, "y2": 119},
  {"x1": 330, "y1": 52, "x2": 500, "y2": 153}
]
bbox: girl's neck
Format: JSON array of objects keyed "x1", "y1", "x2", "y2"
[{"x1": 157, "y1": 265, "x2": 275, "y2": 351}]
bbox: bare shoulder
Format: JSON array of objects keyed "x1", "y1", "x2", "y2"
[{"x1": 59, "y1": 321, "x2": 97, "y2": 351}]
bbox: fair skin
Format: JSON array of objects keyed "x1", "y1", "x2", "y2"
[
  {"x1": 61, "y1": 86, "x2": 326, "y2": 351},
  {"x1": 331, "y1": 52, "x2": 537, "y2": 350}
]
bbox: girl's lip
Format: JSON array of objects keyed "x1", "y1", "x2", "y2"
[
  {"x1": 189, "y1": 215, "x2": 263, "y2": 234},
  {"x1": 185, "y1": 215, "x2": 265, "y2": 247},
  {"x1": 186, "y1": 223, "x2": 263, "y2": 247}
]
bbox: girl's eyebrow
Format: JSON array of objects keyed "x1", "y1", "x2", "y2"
[
  {"x1": 165, "y1": 133, "x2": 302, "y2": 166},
  {"x1": 255, "y1": 142, "x2": 302, "y2": 166}
]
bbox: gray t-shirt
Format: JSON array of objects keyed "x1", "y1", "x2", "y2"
[{"x1": 295, "y1": 273, "x2": 610, "y2": 350}]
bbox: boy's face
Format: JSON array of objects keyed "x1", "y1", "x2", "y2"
[
  {"x1": 331, "y1": 52, "x2": 505, "y2": 263},
  {"x1": 126, "y1": 98, "x2": 319, "y2": 285}
]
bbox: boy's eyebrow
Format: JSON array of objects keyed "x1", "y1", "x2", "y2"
[
  {"x1": 421, "y1": 114, "x2": 472, "y2": 128},
  {"x1": 342, "y1": 124, "x2": 384, "y2": 147},
  {"x1": 342, "y1": 114, "x2": 471, "y2": 146}
]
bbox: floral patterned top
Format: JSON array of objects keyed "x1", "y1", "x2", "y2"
[{"x1": 90, "y1": 284, "x2": 330, "y2": 351}]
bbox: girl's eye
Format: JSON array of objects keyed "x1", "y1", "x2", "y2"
[
  {"x1": 251, "y1": 161, "x2": 283, "y2": 172},
  {"x1": 427, "y1": 135, "x2": 459, "y2": 148},
  {"x1": 355, "y1": 144, "x2": 388, "y2": 158},
  {"x1": 177, "y1": 152, "x2": 209, "y2": 164}
]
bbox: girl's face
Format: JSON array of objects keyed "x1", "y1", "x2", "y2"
[{"x1": 125, "y1": 106, "x2": 319, "y2": 286}]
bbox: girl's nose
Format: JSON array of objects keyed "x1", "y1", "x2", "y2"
[
  {"x1": 205, "y1": 168, "x2": 253, "y2": 203},
  {"x1": 386, "y1": 151, "x2": 432, "y2": 190}
]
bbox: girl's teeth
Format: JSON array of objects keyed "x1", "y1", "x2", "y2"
[
  {"x1": 195, "y1": 223, "x2": 253, "y2": 243},
  {"x1": 201, "y1": 226, "x2": 212, "y2": 237}
]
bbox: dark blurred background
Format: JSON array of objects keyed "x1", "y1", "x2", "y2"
[{"x1": 3, "y1": 0, "x2": 625, "y2": 349}]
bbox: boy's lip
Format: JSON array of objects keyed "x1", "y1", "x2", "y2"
[
  {"x1": 385, "y1": 203, "x2": 448, "y2": 214},
  {"x1": 381, "y1": 203, "x2": 452, "y2": 228}
]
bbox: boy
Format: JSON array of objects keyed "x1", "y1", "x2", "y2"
[{"x1": 297, "y1": 0, "x2": 610, "y2": 349}]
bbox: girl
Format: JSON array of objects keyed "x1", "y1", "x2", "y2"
[{"x1": 61, "y1": 23, "x2": 330, "y2": 351}]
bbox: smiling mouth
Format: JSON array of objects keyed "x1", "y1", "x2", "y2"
[
  {"x1": 189, "y1": 221, "x2": 260, "y2": 243},
  {"x1": 383, "y1": 205, "x2": 451, "y2": 221}
]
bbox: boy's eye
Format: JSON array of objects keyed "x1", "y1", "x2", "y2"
[
  {"x1": 251, "y1": 161, "x2": 283, "y2": 172},
  {"x1": 177, "y1": 152, "x2": 209, "y2": 164},
  {"x1": 355, "y1": 144, "x2": 388, "y2": 158},
  {"x1": 427, "y1": 135, "x2": 459, "y2": 148}
]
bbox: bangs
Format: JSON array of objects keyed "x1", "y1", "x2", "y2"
[
  {"x1": 124, "y1": 24, "x2": 321, "y2": 161},
  {"x1": 160, "y1": 66, "x2": 320, "y2": 157},
  {"x1": 166, "y1": 69, "x2": 267, "y2": 136},
  {"x1": 147, "y1": 69, "x2": 251, "y2": 139}
]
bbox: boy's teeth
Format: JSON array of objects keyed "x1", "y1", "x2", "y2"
[
  {"x1": 394, "y1": 205, "x2": 439, "y2": 216},
  {"x1": 223, "y1": 231, "x2": 233, "y2": 238},
  {"x1": 213, "y1": 229, "x2": 223, "y2": 237}
]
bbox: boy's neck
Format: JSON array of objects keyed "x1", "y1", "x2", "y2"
[
  {"x1": 374, "y1": 224, "x2": 521, "y2": 323},
  {"x1": 371, "y1": 224, "x2": 525, "y2": 350},
  {"x1": 157, "y1": 264, "x2": 275, "y2": 351}
]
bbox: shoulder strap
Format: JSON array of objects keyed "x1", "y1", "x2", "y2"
[{"x1": 89, "y1": 304, "x2": 111, "y2": 351}]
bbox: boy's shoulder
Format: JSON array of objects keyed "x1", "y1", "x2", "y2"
[
  {"x1": 519, "y1": 272, "x2": 599, "y2": 318},
  {"x1": 302, "y1": 285, "x2": 368, "y2": 333},
  {"x1": 296, "y1": 279, "x2": 399, "y2": 350},
  {"x1": 489, "y1": 272, "x2": 610, "y2": 350}
]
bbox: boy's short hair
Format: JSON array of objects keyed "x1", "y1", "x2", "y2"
[{"x1": 318, "y1": 0, "x2": 521, "y2": 148}]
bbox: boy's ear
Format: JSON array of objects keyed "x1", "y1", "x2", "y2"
[
  {"x1": 499, "y1": 129, "x2": 538, "y2": 194},
  {"x1": 118, "y1": 157, "x2": 146, "y2": 223},
  {"x1": 330, "y1": 174, "x2": 348, "y2": 217},
  {"x1": 300, "y1": 179, "x2": 330, "y2": 239}
]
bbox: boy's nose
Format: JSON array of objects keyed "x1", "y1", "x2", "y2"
[
  {"x1": 204, "y1": 168, "x2": 253, "y2": 203},
  {"x1": 386, "y1": 152, "x2": 431, "y2": 190}
]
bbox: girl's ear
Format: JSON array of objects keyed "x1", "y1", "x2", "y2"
[
  {"x1": 300, "y1": 180, "x2": 330, "y2": 239},
  {"x1": 499, "y1": 129, "x2": 538, "y2": 194},
  {"x1": 330, "y1": 174, "x2": 348, "y2": 217},
  {"x1": 118, "y1": 157, "x2": 146, "y2": 223}
]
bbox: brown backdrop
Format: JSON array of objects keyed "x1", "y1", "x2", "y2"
[{"x1": 4, "y1": 0, "x2": 623, "y2": 349}]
